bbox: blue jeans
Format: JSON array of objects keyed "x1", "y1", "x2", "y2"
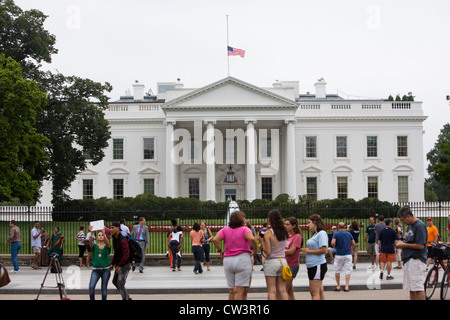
[
  {"x1": 89, "y1": 268, "x2": 111, "y2": 300},
  {"x1": 192, "y1": 245, "x2": 204, "y2": 273},
  {"x1": 10, "y1": 242, "x2": 21, "y2": 271}
]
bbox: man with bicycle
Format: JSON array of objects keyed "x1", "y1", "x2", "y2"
[{"x1": 396, "y1": 206, "x2": 428, "y2": 300}]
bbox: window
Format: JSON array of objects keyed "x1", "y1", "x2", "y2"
[
  {"x1": 261, "y1": 177, "x2": 273, "y2": 201},
  {"x1": 83, "y1": 179, "x2": 93, "y2": 199},
  {"x1": 190, "y1": 138, "x2": 201, "y2": 162},
  {"x1": 83, "y1": 149, "x2": 92, "y2": 160},
  {"x1": 113, "y1": 179, "x2": 124, "y2": 199},
  {"x1": 113, "y1": 138, "x2": 124, "y2": 160},
  {"x1": 398, "y1": 176, "x2": 409, "y2": 202},
  {"x1": 337, "y1": 177, "x2": 348, "y2": 200},
  {"x1": 143, "y1": 138, "x2": 155, "y2": 160},
  {"x1": 143, "y1": 178, "x2": 155, "y2": 195},
  {"x1": 225, "y1": 189, "x2": 237, "y2": 201},
  {"x1": 368, "y1": 176, "x2": 378, "y2": 199},
  {"x1": 336, "y1": 136, "x2": 347, "y2": 158},
  {"x1": 306, "y1": 136, "x2": 317, "y2": 158},
  {"x1": 306, "y1": 177, "x2": 317, "y2": 201},
  {"x1": 367, "y1": 136, "x2": 377, "y2": 157},
  {"x1": 397, "y1": 136, "x2": 408, "y2": 157},
  {"x1": 225, "y1": 137, "x2": 235, "y2": 164},
  {"x1": 261, "y1": 137, "x2": 272, "y2": 158},
  {"x1": 189, "y1": 178, "x2": 200, "y2": 199}
]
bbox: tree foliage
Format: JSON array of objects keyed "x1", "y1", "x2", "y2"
[
  {"x1": 0, "y1": 54, "x2": 49, "y2": 202},
  {"x1": 427, "y1": 123, "x2": 450, "y2": 188},
  {"x1": 0, "y1": 0, "x2": 112, "y2": 204},
  {"x1": 0, "y1": 0, "x2": 57, "y2": 79},
  {"x1": 36, "y1": 72, "x2": 112, "y2": 203}
]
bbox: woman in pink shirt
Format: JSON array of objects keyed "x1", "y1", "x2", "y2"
[
  {"x1": 213, "y1": 211, "x2": 257, "y2": 300},
  {"x1": 284, "y1": 217, "x2": 303, "y2": 300}
]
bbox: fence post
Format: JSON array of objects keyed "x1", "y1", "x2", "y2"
[{"x1": 27, "y1": 204, "x2": 31, "y2": 254}]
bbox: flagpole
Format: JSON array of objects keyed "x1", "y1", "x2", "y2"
[{"x1": 226, "y1": 15, "x2": 230, "y2": 77}]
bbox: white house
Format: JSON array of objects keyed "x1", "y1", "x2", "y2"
[{"x1": 38, "y1": 76, "x2": 427, "y2": 205}]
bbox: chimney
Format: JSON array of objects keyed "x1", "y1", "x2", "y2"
[
  {"x1": 132, "y1": 80, "x2": 145, "y2": 100},
  {"x1": 314, "y1": 78, "x2": 327, "y2": 99}
]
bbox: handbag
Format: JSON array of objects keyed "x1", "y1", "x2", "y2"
[
  {"x1": 0, "y1": 264, "x2": 11, "y2": 288},
  {"x1": 268, "y1": 230, "x2": 292, "y2": 280}
]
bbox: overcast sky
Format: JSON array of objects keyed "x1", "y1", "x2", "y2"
[{"x1": 14, "y1": 0, "x2": 450, "y2": 176}]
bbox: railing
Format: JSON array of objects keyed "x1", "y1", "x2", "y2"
[{"x1": 1, "y1": 201, "x2": 448, "y2": 255}]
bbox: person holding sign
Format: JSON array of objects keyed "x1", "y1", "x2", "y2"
[{"x1": 87, "y1": 225, "x2": 111, "y2": 300}]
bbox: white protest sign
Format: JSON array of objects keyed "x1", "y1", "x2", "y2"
[{"x1": 90, "y1": 220, "x2": 105, "y2": 232}]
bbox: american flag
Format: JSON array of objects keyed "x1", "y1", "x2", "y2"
[{"x1": 228, "y1": 46, "x2": 245, "y2": 58}]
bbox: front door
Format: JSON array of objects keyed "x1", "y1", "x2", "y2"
[{"x1": 225, "y1": 189, "x2": 237, "y2": 201}]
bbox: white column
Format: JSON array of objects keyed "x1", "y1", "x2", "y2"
[
  {"x1": 164, "y1": 121, "x2": 176, "y2": 198},
  {"x1": 204, "y1": 120, "x2": 216, "y2": 201},
  {"x1": 245, "y1": 120, "x2": 257, "y2": 201},
  {"x1": 284, "y1": 119, "x2": 297, "y2": 200}
]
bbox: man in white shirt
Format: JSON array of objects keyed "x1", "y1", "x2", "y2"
[
  {"x1": 120, "y1": 219, "x2": 131, "y2": 237},
  {"x1": 30, "y1": 221, "x2": 42, "y2": 269}
]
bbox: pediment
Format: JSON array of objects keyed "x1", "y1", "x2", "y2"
[
  {"x1": 332, "y1": 165, "x2": 353, "y2": 173},
  {"x1": 362, "y1": 165, "x2": 384, "y2": 173},
  {"x1": 138, "y1": 167, "x2": 160, "y2": 175},
  {"x1": 300, "y1": 166, "x2": 322, "y2": 174},
  {"x1": 107, "y1": 167, "x2": 130, "y2": 175},
  {"x1": 392, "y1": 165, "x2": 414, "y2": 172},
  {"x1": 79, "y1": 168, "x2": 98, "y2": 176},
  {"x1": 162, "y1": 77, "x2": 298, "y2": 111}
]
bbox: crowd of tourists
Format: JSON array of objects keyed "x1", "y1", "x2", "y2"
[{"x1": 2, "y1": 206, "x2": 449, "y2": 300}]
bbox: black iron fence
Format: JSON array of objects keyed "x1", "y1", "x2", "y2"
[{"x1": 1, "y1": 201, "x2": 449, "y2": 255}]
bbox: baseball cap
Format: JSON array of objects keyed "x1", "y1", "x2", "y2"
[{"x1": 427, "y1": 217, "x2": 433, "y2": 221}]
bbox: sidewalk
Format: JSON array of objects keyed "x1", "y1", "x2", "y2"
[{"x1": 0, "y1": 262, "x2": 403, "y2": 296}]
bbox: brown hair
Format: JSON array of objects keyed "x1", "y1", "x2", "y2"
[
  {"x1": 308, "y1": 214, "x2": 326, "y2": 233},
  {"x1": 268, "y1": 210, "x2": 288, "y2": 241},
  {"x1": 286, "y1": 217, "x2": 301, "y2": 235},
  {"x1": 228, "y1": 211, "x2": 246, "y2": 229}
]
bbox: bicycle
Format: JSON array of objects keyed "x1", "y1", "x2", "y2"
[
  {"x1": 439, "y1": 242, "x2": 450, "y2": 300},
  {"x1": 424, "y1": 242, "x2": 447, "y2": 300}
]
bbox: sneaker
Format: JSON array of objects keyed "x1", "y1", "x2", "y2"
[
  {"x1": 386, "y1": 275, "x2": 394, "y2": 280},
  {"x1": 177, "y1": 268, "x2": 182, "y2": 271},
  {"x1": 172, "y1": 268, "x2": 176, "y2": 272},
  {"x1": 12, "y1": 270, "x2": 20, "y2": 273}
]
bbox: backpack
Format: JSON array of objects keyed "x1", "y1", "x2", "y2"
[{"x1": 126, "y1": 236, "x2": 143, "y2": 264}]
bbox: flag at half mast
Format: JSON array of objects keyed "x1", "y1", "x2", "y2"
[{"x1": 228, "y1": 46, "x2": 245, "y2": 58}]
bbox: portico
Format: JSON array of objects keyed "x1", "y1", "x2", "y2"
[{"x1": 161, "y1": 77, "x2": 299, "y2": 202}]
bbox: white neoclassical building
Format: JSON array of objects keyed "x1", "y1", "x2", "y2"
[{"x1": 39, "y1": 77, "x2": 427, "y2": 205}]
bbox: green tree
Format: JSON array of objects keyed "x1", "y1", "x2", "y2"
[
  {"x1": 36, "y1": 72, "x2": 112, "y2": 203},
  {"x1": 427, "y1": 123, "x2": 450, "y2": 188},
  {"x1": 0, "y1": 54, "x2": 49, "y2": 203},
  {"x1": 0, "y1": 0, "x2": 57, "y2": 80},
  {"x1": 0, "y1": 1, "x2": 112, "y2": 203}
]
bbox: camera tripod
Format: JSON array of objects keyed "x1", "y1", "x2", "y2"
[{"x1": 35, "y1": 253, "x2": 69, "y2": 300}]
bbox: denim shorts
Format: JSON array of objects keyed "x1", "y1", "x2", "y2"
[{"x1": 289, "y1": 266, "x2": 300, "y2": 278}]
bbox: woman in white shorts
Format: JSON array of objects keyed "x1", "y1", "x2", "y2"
[
  {"x1": 213, "y1": 211, "x2": 257, "y2": 300},
  {"x1": 261, "y1": 210, "x2": 289, "y2": 300}
]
